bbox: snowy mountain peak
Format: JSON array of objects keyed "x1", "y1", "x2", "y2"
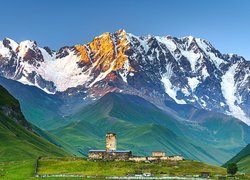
[
  {"x1": 2, "y1": 38, "x2": 18, "y2": 51},
  {"x1": 182, "y1": 35, "x2": 195, "y2": 45},
  {"x1": 0, "y1": 31, "x2": 249, "y2": 125},
  {"x1": 0, "y1": 38, "x2": 18, "y2": 58},
  {"x1": 223, "y1": 53, "x2": 246, "y2": 63},
  {"x1": 17, "y1": 40, "x2": 38, "y2": 57}
]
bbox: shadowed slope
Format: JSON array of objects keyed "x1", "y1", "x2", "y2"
[{"x1": 0, "y1": 85, "x2": 68, "y2": 161}]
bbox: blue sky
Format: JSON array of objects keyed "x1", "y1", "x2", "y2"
[{"x1": 1, "y1": 0, "x2": 250, "y2": 59}]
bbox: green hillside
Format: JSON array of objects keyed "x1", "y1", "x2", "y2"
[
  {"x1": 51, "y1": 93, "x2": 248, "y2": 165},
  {"x1": 1, "y1": 77, "x2": 249, "y2": 166},
  {"x1": 0, "y1": 85, "x2": 68, "y2": 161},
  {"x1": 223, "y1": 144, "x2": 250, "y2": 174},
  {"x1": 38, "y1": 157, "x2": 227, "y2": 177},
  {"x1": 165, "y1": 100, "x2": 250, "y2": 150},
  {"x1": 31, "y1": 124, "x2": 83, "y2": 157},
  {"x1": 0, "y1": 76, "x2": 70, "y2": 130}
]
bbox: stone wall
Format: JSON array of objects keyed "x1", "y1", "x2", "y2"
[
  {"x1": 167, "y1": 155, "x2": 183, "y2": 161},
  {"x1": 89, "y1": 151, "x2": 132, "y2": 161},
  {"x1": 88, "y1": 151, "x2": 105, "y2": 160},
  {"x1": 128, "y1": 155, "x2": 184, "y2": 162},
  {"x1": 152, "y1": 152, "x2": 166, "y2": 157},
  {"x1": 147, "y1": 157, "x2": 158, "y2": 161},
  {"x1": 128, "y1": 157, "x2": 147, "y2": 162},
  {"x1": 106, "y1": 151, "x2": 131, "y2": 161}
]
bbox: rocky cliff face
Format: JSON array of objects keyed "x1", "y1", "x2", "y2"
[
  {"x1": 0, "y1": 85, "x2": 31, "y2": 129},
  {"x1": 0, "y1": 30, "x2": 249, "y2": 125}
]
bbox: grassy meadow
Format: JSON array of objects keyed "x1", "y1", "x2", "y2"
[{"x1": 38, "y1": 157, "x2": 227, "y2": 177}]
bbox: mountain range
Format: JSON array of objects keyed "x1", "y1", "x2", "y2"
[
  {"x1": 0, "y1": 30, "x2": 250, "y2": 165},
  {"x1": 0, "y1": 29, "x2": 249, "y2": 125}
]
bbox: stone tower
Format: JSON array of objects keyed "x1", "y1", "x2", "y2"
[{"x1": 106, "y1": 133, "x2": 116, "y2": 151}]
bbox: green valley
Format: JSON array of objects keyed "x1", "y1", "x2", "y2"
[
  {"x1": 0, "y1": 79, "x2": 250, "y2": 179},
  {"x1": 1, "y1": 77, "x2": 250, "y2": 166},
  {"x1": 50, "y1": 93, "x2": 250, "y2": 165},
  {"x1": 223, "y1": 144, "x2": 250, "y2": 174}
]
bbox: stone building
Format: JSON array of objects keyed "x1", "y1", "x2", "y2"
[
  {"x1": 88, "y1": 133, "x2": 183, "y2": 162},
  {"x1": 129, "y1": 153, "x2": 183, "y2": 162},
  {"x1": 88, "y1": 132, "x2": 132, "y2": 161},
  {"x1": 106, "y1": 133, "x2": 116, "y2": 151},
  {"x1": 152, "y1": 151, "x2": 166, "y2": 157},
  {"x1": 88, "y1": 150, "x2": 132, "y2": 161}
]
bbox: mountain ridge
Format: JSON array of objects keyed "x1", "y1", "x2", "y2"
[{"x1": 0, "y1": 29, "x2": 250, "y2": 125}]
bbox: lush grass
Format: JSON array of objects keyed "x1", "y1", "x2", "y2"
[
  {"x1": 0, "y1": 110, "x2": 68, "y2": 161},
  {"x1": 223, "y1": 144, "x2": 250, "y2": 174},
  {"x1": 237, "y1": 155, "x2": 250, "y2": 174},
  {"x1": 0, "y1": 157, "x2": 249, "y2": 179},
  {"x1": 0, "y1": 160, "x2": 35, "y2": 180},
  {"x1": 0, "y1": 85, "x2": 68, "y2": 161},
  {"x1": 38, "y1": 157, "x2": 227, "y2": 177},
  {"x1": 0, "y1": 160, "x2": 85, "y2": 180}
]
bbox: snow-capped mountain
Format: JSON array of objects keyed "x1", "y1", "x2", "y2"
[{"x1": 0, "y1": 29, "x2": 249, "y2": 125}]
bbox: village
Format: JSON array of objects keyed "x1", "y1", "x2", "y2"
[
  {"x1": 33, "y1": 132, "x2": 229, "y2": 179},
  {"x1": 88, "y1": 133, "x2": 184, "y2": 162}
]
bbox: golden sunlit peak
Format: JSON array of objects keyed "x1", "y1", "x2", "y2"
[
  {"x1": 115, "y1": 29, "x2": 126, "y2": 34},
  {"x1": 74, "y1": 44, "x2": 90, "y2": 64},
  {"x1": 96, "y1": 32, "x2": 111, "y2": 39}
]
